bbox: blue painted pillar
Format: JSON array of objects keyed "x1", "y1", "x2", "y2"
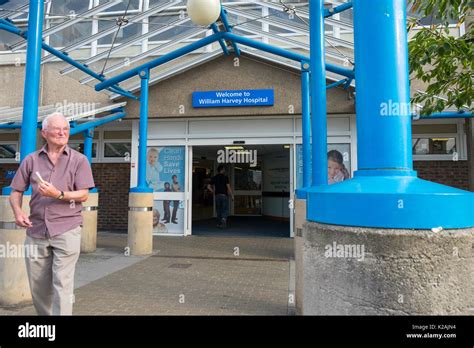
[
  {"x1": 131, "y1": 69, "x2": 153, "y2": 193},
  {"x1": 306, "y1": 0, "x2": 474, "y2": 229},
  {"x1": 353, "y1": 0, "x2": 413, "y2": 173},
  {"x1": 1, "y1": 0, "x2": 43, "y2": 196},
  {"x1": 83, "y1": 128, "x2": 94, "y2": 164},
  {"x1": 20, "y1": 0, "x2": 44, "y2": 161},
  {"x1": 301, "y1": 63, "x2": 311, "y2": 189},
  {"x1": 309, "y1": 0, "x2": 328, "y2": 186},
  {"x1": 83, "y1": 128, "x2": 98, "y2": 194}
]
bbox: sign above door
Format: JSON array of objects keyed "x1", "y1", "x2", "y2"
[{"x1": 192, "y1": 89, "x2": 274, "y2": 108}]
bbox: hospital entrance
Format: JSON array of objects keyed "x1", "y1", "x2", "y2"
[{"x1": 191, "y1": 145, "x2": 291, "y2": 237}]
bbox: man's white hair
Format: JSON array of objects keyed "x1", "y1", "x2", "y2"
[{"x1": 42, "y1": 112, "x2": 69, "y2": 130}]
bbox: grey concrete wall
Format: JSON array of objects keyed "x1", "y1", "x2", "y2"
[
  {"x1": 40, "y1": 63, "x2": 110, "y2": 106},
  {"x1": 0, "y1": 63, "x2": 111, "y2": 108},
  {"x1": 302, "y1": 222, "x2": 474, "y2": 315},
  {"x1": 0, "y1": 64, "x2": 26, "y2": 108},
  {"x1": 122, "y1": 54, "x2": 356, "y2": 119}
]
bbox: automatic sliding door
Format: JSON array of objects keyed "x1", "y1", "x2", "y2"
[{"x1": 233, "y1": 163, "x2": 262, "y2": 216}]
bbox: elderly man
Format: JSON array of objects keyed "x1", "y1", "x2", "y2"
[{"x1": 9, "y1": 113, "x2": 95, "y2": 315}]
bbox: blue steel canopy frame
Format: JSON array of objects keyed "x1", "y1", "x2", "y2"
[
  {"x1": 1, "y1": 0, "x2": 472, "y2": 229},
  {"x1": 306, "y1": 0, "x2": 474, "y2": 229}
]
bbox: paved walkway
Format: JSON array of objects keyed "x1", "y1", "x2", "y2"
[{"x1": 0, "y1": 232, "x2": 294, "y2": 316}]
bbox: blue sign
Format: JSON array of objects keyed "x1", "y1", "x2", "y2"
[
  {"x1": 6, "y1": 170, "x2": 16, "y2": 179},
  {"x1": 192, "y1": 89, "x2": 274, "y2": 108}
]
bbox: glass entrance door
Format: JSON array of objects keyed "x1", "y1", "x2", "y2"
[{"x1": 232, "y1": 163, "x2": 263, "y2": 216}]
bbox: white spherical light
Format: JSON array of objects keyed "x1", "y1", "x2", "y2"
[{"x1": 187, "y1": 0, "x2": 221, "y2": 26}]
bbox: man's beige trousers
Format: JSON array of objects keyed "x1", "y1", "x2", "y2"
[{"x1": 25, "y1": 226, "x2": 81, "y2": 315}]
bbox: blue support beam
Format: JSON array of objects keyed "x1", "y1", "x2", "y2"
[
  {"x1": 19, "y1": 0, "x2": 43, "y2": 162},
  {"x1": 310, "y1": 0, "x2": 328, "y2": 187},
  {"x1": 418, "y1": 112, "x2": 474, "y2": 119},
  {"x1": 69, "y1": 111, "x2": 126, "y2": 136},
  {"x1": 0, "y1": 110, "x2": 126, "y2": 131},
  {"x1": 95, "y1": 32, "x2": 226, "y2": 92},
  {"x1": 222, "y1": 32, "x2": 355, "y2": 79},
  {"x1": 0, "y1": 22, "x2": 22, "y2": 35},
  {"x1": 326, "y1": 78, "x2": 349, "y2": 90},
  {"x1": 83, "y1": 128, "x2": 94, "y2": 163},
  {"x1": 324, "y1": 2, "x2": 353, "y2": 18},
  {"x1": 296, "y1": 63, "x2": 312, "y2": 199},
  {"x1": 0, "y1": 123, "x2": 21, "y2": 129},
  {"x1": 306, "y1": 0, "x2": 474, "y2": 229},
  {"x1": 41, "y1": 45, "x2": 138, "y2": 100},
  {"x1": 0, "y1": 18, "x2": 137, "y2": 100},
  {"x1": 219, "y1": 8, "x2": 240, "y2": 56},
  {"x1": 210, "y1": 23, "x2": 230, "y2": 56},
  {"x1": 94, "y1": 28, "x2": 354, "y2": 92},
  {"x1": 130, "y1": 69, "x2": 153, "y2": 193}
]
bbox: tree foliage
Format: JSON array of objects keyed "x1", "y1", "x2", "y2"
[{"x1": 408, "y1": 0, "x2": 473, "y2": 115}]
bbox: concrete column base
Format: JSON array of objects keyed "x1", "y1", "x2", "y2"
[
  {"x1": 81, "y1": 192, "x2": 99, "y2": 253},
  {"x1": 302, "y1": 222, "x2": 474, "y2": 315},
  {"x1": 128, "y1": 192, "x2": 154, "y2": 256},
  {"x1": 0, "y1": 195, "x2": 32, "y2": 307},
  {"x1": 294, "y1": 198, "x2": 306, "y2": 315}
]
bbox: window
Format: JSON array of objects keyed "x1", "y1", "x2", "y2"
[
  {"x1": 412, "y1": 121, "x2": 465, "y2": 160},
  {"x1": 0, "y1": 143, "x2": 18, "y2": 160},
  {"x1": 412, "y1": 137, "x2": 456, "y2": 155},
  {"x1": 69, "y1": 142, "x2": 98, "y2": 158},
  {"x1": 102, "y1": 130, "x2": 132, "y2": 161},
  {"x1": 103, "y1": 142, "x2": 131, "y2": 158}
]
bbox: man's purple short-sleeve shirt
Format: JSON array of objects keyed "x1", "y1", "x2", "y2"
[{"x1": 10, "y1": 145, "x2": 95, "y2": 239}]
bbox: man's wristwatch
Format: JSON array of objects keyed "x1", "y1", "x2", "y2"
[{"x1": 57, "y1": 191, "x2": 64, "y2": 200}]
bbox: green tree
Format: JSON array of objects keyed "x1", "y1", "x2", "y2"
[{"x1": 408, "y1": 0, "x2": 473, "y2": 115}]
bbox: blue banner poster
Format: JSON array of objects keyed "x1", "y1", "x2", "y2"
[
  {"x1": 146, "y1": 146, "x2": 186, "y2": 235},
  {"x1": 296, "y1": 144, "x2": 352, "y2": 189},
  {"x1": 152, "y1": 200, "x2": 184, "y2": 235},
  {"x1": 146, "y1": 146, "x2": 185, "y2": 192}
]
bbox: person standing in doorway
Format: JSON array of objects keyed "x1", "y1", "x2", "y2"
[
  {"x1": 9, "y1": 113, "x2": 95, "y2": 315},
  {"x1": 207, "y1": 165, "x2": 234, "y2": 228}
]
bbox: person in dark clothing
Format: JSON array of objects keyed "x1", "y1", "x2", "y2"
[
  {"x1": 207, "y1": 165, "x2": 234, "y2": 228},
  {"x1": 162, "y1": 182, "x2": 171, "y2": 223}
]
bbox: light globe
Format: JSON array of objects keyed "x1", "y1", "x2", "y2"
[{"x1": 187, "y1": 0, "x2": 221, "y2": 26}]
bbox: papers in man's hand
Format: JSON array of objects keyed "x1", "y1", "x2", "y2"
[{"x1": 35, "y1": 171, "x2": 45, "y2": 184}]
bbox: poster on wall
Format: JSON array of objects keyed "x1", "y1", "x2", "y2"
[
  {"x1": 146, "y1": 146, "x2": 186, "y2": 235},
  {"x1": 296, "y1": 144, "x2": 352, "y2": 189},
  {"x1": 152, "y1": 200, "x2": 185, "y2": 235},
  {"x1": 146, "y1": 146, "x2": 185, "y2": 192}
]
